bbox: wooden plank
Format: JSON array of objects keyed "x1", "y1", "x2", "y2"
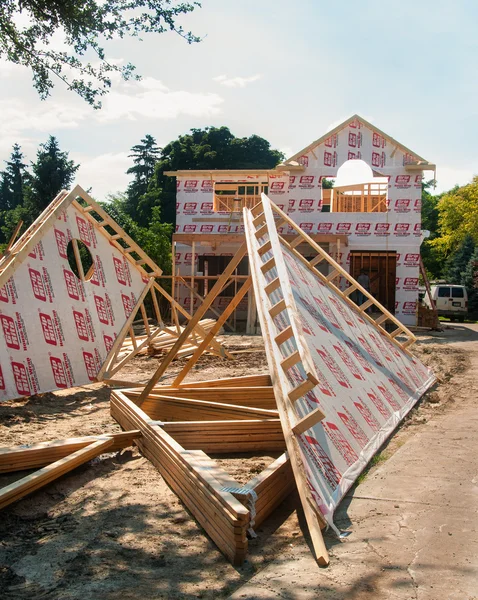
[
  {"x1": 139, "y1": 394, "x2": 279, "y2": 422},
  {"x1": 0, "y1": 431, "x2": 141, "y2": 473},
  {"x1": 163, "y1": 374, "x2": 272, "y2": 389},
  {"x1": 139, "y1": 243, "x2": 248, "y2": 401},
  {"x1": 96, "y1": 278, "x2": 154, "y2": 380},
  {"x1": 172, "y1": 277, "x2": 253, "y2": 386},
  {"x1": 243, "y1": 195, "x2": 329, "y2": 566},
  {"x1": 0, "y1": 438, "x2": 114, "y2": 510},
  {"x1": 292, "y1": 407, "x2": 326, "y2": 435}
]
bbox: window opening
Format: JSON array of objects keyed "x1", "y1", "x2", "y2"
[{"x1": 67, "y1": 239, "x2": 94, "y2": 281}]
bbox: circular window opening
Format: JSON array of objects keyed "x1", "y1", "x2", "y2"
[{"x1": 67, "y1": 239, "x2": 95, "y2": 281}]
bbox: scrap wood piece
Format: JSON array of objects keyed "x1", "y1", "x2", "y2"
[
  {"x1": 0, "y1": 430, "x2": 141, "y2": 474},
  {"x1": 0, "y1": 437, "x2": 114, "y2": 510},
  {"x1": 243, "y1": 193, "x2": 436, "y2": 565}
]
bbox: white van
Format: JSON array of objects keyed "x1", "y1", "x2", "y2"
[{"x1": 424, "y1": 284, "x2": 468, "y2": 322}]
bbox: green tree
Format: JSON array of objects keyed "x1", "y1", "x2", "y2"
[
  {"x1": 420, "y1": 179, "x2": 444, "y2": 279},
  {"x1": 434, "y1": 177, "x2": 478, "y2": 254},
  {"x1": 444, "y1": 235, "x2": 475, "y2": 284},
  {"x1": 102, "y1": 194, "x2": 172, "y2": 275},
  {"x1": 0, "y1": 1, "x2": 200, "y2": 108},
  {"x1": 139, "y1": 126, "x2": 285, "y2": 226},
  {"x1": 125, "y1": 135, "x2": 161, "y2": 221},
  {"x1": 0, "y1": 144, "x2": 30, "y2": 211},
  {"x1": 30, "y1": 136, "x2": 79, "y2": 211},
  {"x1": 461, "y1": 248, "x2": 478, "y2": 314}
]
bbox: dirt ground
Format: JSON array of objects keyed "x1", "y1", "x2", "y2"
[{"x1": 0, "y1": 328, "x2": 470, "y2": 599}]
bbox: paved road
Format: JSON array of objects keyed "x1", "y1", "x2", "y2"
[{"x1": 229, "y1": 325, "x2": 478, "y2": 600}]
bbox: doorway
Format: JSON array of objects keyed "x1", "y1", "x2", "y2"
[{"x1": 350, "y1": 251, "x2": 396, "y2": 314}]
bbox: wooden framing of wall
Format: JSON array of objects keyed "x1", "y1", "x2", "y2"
[{"x1": 110, "y1": 374, "x2": 295, "y2": 566}]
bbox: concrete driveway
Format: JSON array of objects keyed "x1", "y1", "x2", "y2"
[{"x1": 229, "y1": 325, "x2": 478, "y2": 600}]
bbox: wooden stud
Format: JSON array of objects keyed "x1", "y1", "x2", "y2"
[
  {"x1": 260, "y1": 257, "x2": 276, "y2": 274},
  {"x1": 292, "y1": 407, "x2": 326, "y2": 435},
  {"x1": 269, "y1": 299, "x2": 287, "y2": 318},
  {"x1": 0, "y1": 438, "x2": 114, "y2": 510},
  {"x1": 280, "y1": 351, "x2": 301, "y2": 371},
  {"x1": 172, "y1": 277, "x2": 253, "y2": 386},
  {"x1": 138, "y1": 243, "x2": 248, "y2": 402},
  {"x1": 264, "y1": 277, "x2": 281, "y2": 295},
  {"x1": 274, "y1": 325, "x2": 294, "y2": 345},
  {"x1": 258, "y1": 240, "x2": 272, "y2": 256}
]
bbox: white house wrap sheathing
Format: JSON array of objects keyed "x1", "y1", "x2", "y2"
[
  {"x1": 0, "y1": 194, "x2": 152, "y2": 401},
  {"x1": 244, "y1": 198, "x2": 435, "y2": 533}
]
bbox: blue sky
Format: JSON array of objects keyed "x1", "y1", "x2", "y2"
[{"x1": 0, "y1": 0, "x2": 477, "y2": 198}]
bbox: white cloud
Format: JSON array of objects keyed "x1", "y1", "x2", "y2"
[
  {"x1": 72, "y1": 152, "x2": 132, "y2": 201},
  {"x1": 99, "y1": 77, "x2": 224, "y2": 121},
  {"x1": 213, "y1": 74, "x2": 262, "y2": 88},
  {"x1": 0, "y1": 100, "x2": 88, "y2": 137}
]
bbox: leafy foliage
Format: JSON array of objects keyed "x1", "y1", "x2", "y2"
[
  {"x1": 101, "y1": 194, "x2": 172, "y2": 275},
  {"x1": 434, "y1": 177, "x2": 478, "y2": 253},
  {"x1": 0, "y1": 138, "x2": 77, "y2": 246},
  {"x1": 461, "y1": 248, "x2": 478, "y2": 314},
  {"x1": 0, "y1": 0, "x2": 200, "y2": 107},
  {"x1": 0, "y1": 144, "x2": 30, "y2": 211},
  {"x1": 443, "y1": 235, "x2": 475, "y2": 284},
  {"x1": 420, "y1": 179, "x2": 444, "y2": 279},
  {"x1": 135, "y1": 126, "x2": 285, "y2": 226}
]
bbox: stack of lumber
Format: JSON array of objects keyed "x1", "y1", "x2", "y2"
[
  {"x1": 161, "y1": 419, "x2": 285, "y2": 453},
  {"x1": 417, "y1": 303, "x2": 439, "y2": 328},
  {"x1": 110, "y1": 390, "x2": 251, "y2": 565},
  {"x1": 116, "y1": 318, "x2": 218, "y2": 361},
  {"x1": 247, "y1": 453, "x2": 295, "y2": 527}
]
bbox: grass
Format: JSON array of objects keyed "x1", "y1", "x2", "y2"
[{"x1": 356, "y1": 452, "x2": 388, "y2": 485}]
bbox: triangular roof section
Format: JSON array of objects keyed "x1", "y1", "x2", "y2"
[
  {"x1": 284, "y1": 114, "x2": 434, "y2": 168},
  {"x1": 0, "y1": 186, "x2": 165, "y2": 401},
  {"x1": 243, "y1": 193, "x2": 436, "y2": 563},
  {"x1": 0, "y1": 185, "x2": 162, "y2": 286}
]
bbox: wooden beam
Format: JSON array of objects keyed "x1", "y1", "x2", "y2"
[
  {"x1": 0, "y1": 438, "x2": 114, "y2": 510},
  {"x1": 172, "y1": 277, "x2": 252, "y2": 386},
  {"x1": 0, "y1": 431, "x2": 141, "y2": 473},
  {"x1": 138, "y1": 242, "x2": 248, "y2": 401}
]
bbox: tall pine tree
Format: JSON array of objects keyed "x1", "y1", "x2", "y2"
[
  {"x1": 0, "y1": 144, "x2": 30, "y2": 210},
  {"x1": 30, "y1": 136, "x2": 79, "y2": 211},
  {"x1": 125, "y1": 135, "x2": 161, "y2": 221}
]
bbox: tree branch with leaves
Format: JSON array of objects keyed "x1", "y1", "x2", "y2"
[{"x1": 0, "y1": 0, "x2": 201, "y2": 108}]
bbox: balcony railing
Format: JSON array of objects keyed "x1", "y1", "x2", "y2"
[{"x1": 213, "y1": 195, "x2": 261, "y2": 212}]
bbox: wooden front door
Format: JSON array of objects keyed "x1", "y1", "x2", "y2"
[{"x1": 350, "y1": 251, "x2": 397, "y2": 314}]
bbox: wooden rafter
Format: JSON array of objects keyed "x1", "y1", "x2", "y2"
[{"x1": 243, "y1": 195, "x2": 329, "y2": 566}]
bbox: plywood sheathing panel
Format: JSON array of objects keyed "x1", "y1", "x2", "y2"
[{"x1": 243, "y1": 193, "x2": 436, "y2": 565}]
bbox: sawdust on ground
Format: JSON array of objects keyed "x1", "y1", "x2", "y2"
[{"x1": 0, "y1": 330, "x2": 468, "y2": 599}]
